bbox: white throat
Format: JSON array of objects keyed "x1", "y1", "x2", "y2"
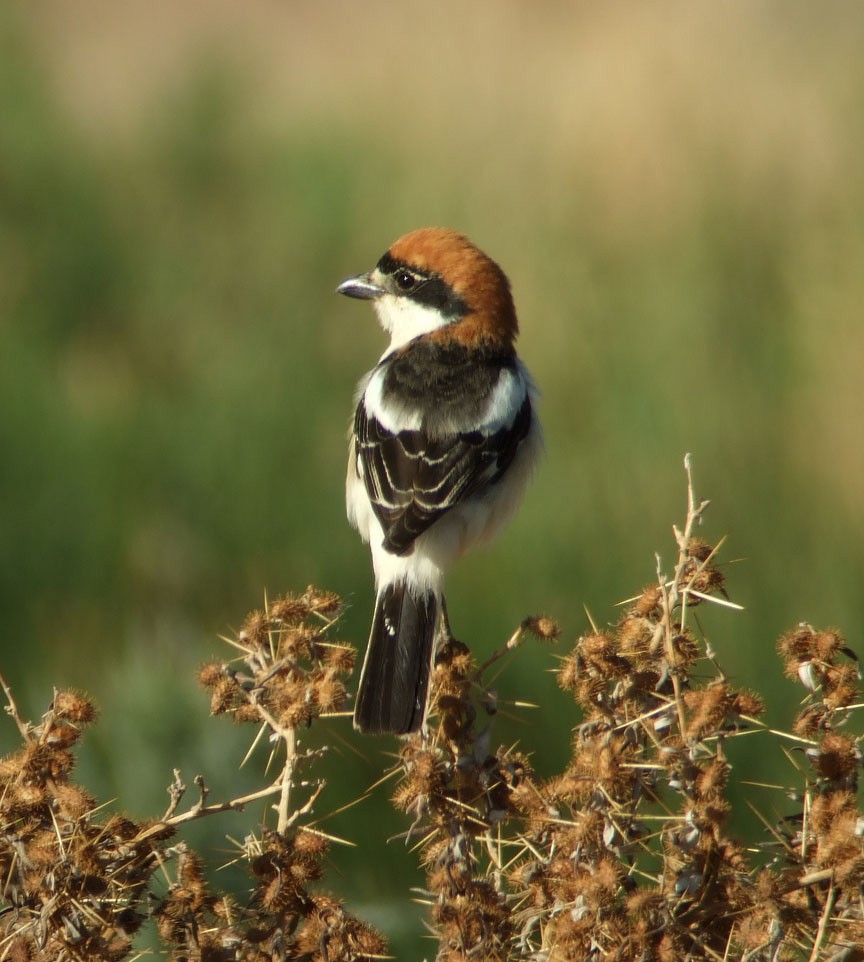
[{"x1": 373, "y1": 294, "x2": 449, "y2": 354}]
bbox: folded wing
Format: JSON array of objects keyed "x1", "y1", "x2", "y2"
[{"x1": 355, "y1": 394, "x2": 532, "y2": 556}]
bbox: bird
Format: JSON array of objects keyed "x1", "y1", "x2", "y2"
[{"x1": 336, "y1": 228, "x2": 542, "y2": 735}]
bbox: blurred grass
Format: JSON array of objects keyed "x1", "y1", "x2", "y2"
[{"x1": 2, "y1": 1, "x2": 864, "y2": 955}]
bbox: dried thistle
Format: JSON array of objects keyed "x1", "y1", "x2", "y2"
[
  {"x1": 378, "y1": 456, "x2": 864, "y2": 961},
  {"x1": 0, "y1": 588, "x2": 388, "y2": 962},
  {"x1": 2, "y1": 463, "x2": 863, "y2": 961}
]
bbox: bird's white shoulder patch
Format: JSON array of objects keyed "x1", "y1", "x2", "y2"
[
  {"x1": 362, "y1": 366, "x2": 422, "y2": 432},
  {"x1": 476, "y1": 365, "x2": 530, "y2": 434}
]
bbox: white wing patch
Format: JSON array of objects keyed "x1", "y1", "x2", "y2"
[
  {"x1": 475, "y1": 366, "x2": 529, "y2": 434},
  {"x1": 362, "y1": 366, "x2": 422, "y2": 433},
  {"x1": 364, "y1": 361, "x2": 531, "y2": 437}
]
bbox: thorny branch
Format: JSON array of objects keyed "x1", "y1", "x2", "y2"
[
  {"x1": 1, "y1": 470, "x2": 862, "y2": 961},
  {"x1": 385, "y1": 457, "x2": 864, "y2": 961},
  {"x1": 0, "y1": 588, "x2": 385, "y2": 962},
  {"x1": 0, "y1": 671, "x2": 32, "y2": 743}
]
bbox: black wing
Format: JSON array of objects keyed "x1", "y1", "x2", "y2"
[{"x1": 355, "y1": 395, "x2": 532, "y2": 556}]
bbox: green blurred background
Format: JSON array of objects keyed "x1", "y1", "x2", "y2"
[{"x1": 2, "y1": 1, "x2": 863, "y2": 954}]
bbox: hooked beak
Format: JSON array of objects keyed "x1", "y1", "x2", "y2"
[{"x1": 336, "y1": 272, "x2": 385, "y2": 300}]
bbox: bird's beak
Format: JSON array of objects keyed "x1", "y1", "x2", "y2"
[{"x1": 336, "y1": 272, "x2": 385, "y2": 300}]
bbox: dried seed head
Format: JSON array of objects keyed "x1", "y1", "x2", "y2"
[
  {"x1": 303, "y1": 586, "x2": 342, "y2": 616},
  {"x1": 686, "y1": 538, "x2": 714, "y2": 563},
  {"x1": 278, "y1": 624, "x2": 321, "y2": 660},
  {"x1": 277, "y1": 701, "x2": 314, "y2": 729},
  {"x1": 42, "y1": 722, "x2": 82, "y2": 749},
  {"x1": 810, "y1": 733, "x2": 860, "y2": 782},
  {"x1": 0, "y1": 749, "x2": 27, "y2": 781},
  {"x1": 810, "y1": 795, "x2": 864, "y2": 883},
  {"x1": 580, "y1": 632, "x2": 615, "y2": 659},
  {"x1": 556, "y1": 651, "x2": 581, "y2": 693},
  {"x1": 53, "y1": 783, "x2": 96, "y2": 819},
  {"x1": 689, "y1": 565, "x2": 725, "y2": 596},
  {"x1": 6, "y1": 782, "x2": 48, "y2": 812},
  {"x1": 196, "y1": 662, "x2": 227, "y2": 690},
  {"x1": 209, "y1": 678, "x2": 240, "y2": 715},
  {"x1": 579, "y1": 631, "x2": 630, "y2": 678},
  {"x1": 401, "y1": 748, "x2": 445, "y2": 797},
  {"x1": 5, "y1": 937, "x2": 36, "y2": 962},
  {"x1": 269, "y1": 593, "x2": 312, "y2": 624},
  {"x1": 617, "y1": 615, "x2": 654, "y2": 657},
  {"x1": 323, "y1": 644, "x2": 356, "y2": 674},
  {"x1": 632, "y1": 585, "x2": 663, "y2": 617},
  {"x1": 695, "y1": 758, "x2": 730, "y2": 800},
  {"x1": 24, "y1": 829, "x2": 58, "y2": 870},
  {"x1": 347, "y1": 921, "x2": 387, "y2": 956},
  {"x1": 778, "y1": 624, "x2": 818, "y2": 671},
  {"x1": 671, "y1": 629, "x2": 700, "y2": 667},
  {"x1": 103, "y1": 814, "x2": 142, "y2": 841},
  {"x1": 823, "y1": 664, "x2": 860, "y2": 709},
  {"x1": 523, "y1": 615, "x2": 561, "y2": 641},
  {"x1": 240, "y1": 609, "x2": 270, "y2": 644},
  {"x1": 312, "y1": 672, "x2": 347, "y2": 713},
  {"x1": 176, "y1": 847, "x2": 207, "y2": 891},
  {"x1": 288, "y1": 852, "x2": 325, "y2": 886},
  {"x1": 813, "y1": 628, "x2": 848, "y2": 660},
  {"x1": 683, "y1": 684, "x2": 732, "y2": 741},
  {"x1": 731, "y1": 690, "x2": 765, "y2": 719},
  {"x1": 626, "y1": 887, "x2": 665, "y2": 922},
  {"x1": 294, "y1": 829, "x2": 329, "y2": 857},
  {"x1": 434, "y1": 640, "x2": 475, "y2": 683},
  {"x1": 51, "y1": 690, "x2": 98, "y2": 725},
  {"x1": 232, "y1": 703, "x2": 260, "y2": 724},
  {"x1": 20, "y1": 744, "x2": 75, "y2": 781},
  {"x1": 793, "y1": 704, "x2": 829, "y2": 738},
  {"x1": 809, "y1": 790, "x2": 857, "y2": 836}
]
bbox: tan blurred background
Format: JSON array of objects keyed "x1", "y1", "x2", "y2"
[{"x1": 2, "y1": 1, "x2": 863, "y2": 953}]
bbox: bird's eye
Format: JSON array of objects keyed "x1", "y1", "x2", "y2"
[{"x1": 395, "y1": 269, "x2": 417, "y2": 292}]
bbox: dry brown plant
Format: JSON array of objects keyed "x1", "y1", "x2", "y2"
[
  {"x1": 387, "y1": 456, "x2": 863, "y2": 961},
  {"x1": 1, "y1": 462, "x2": 862, "y2": 960},
  {"x1": 0, "y1": 587, "x2": 385, "y2": 962}
]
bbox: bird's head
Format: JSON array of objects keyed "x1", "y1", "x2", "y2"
[{"x1": 336, "y1": 228, "x2": 518, "y2": 351}]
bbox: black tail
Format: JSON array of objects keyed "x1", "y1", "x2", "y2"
[{"x1": 353, "y1": 583, "x2": 438, "y2": 735}]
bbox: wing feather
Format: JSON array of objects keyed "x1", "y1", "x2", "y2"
[{"x1": 355, "y1": 395, "x2": 532, "y2": 556}]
